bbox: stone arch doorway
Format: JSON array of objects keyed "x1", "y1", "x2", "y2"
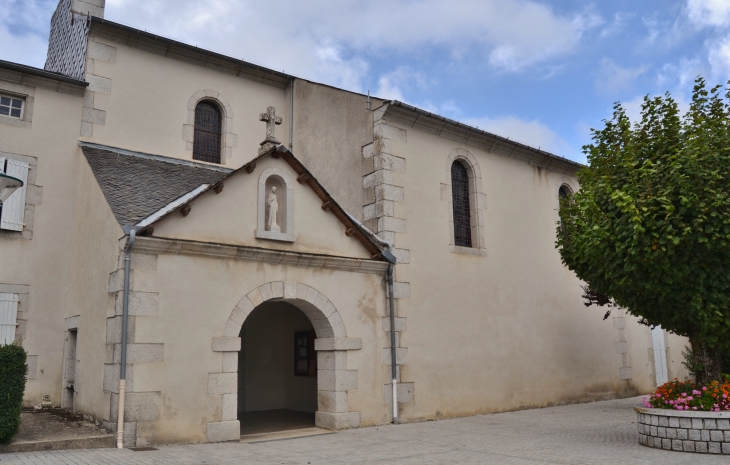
[{"x1": 207, "y1": 282, "x2": 362, "y2": 443}]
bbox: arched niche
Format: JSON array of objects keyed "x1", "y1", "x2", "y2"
[{"x1": 255, "y1": 167, "x2": 296, "y2": 242}]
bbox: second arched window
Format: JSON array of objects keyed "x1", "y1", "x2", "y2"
[
  {"x1": 193, "y1": 101, "x2": 222, "y2": 164},
  {"x1": 451, "y1": 161, "x2": 472, "y2": 247}
]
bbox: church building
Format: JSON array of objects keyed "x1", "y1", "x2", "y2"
[{"x1": 0, "y1": 0, "x2": 689, "y2": 447}]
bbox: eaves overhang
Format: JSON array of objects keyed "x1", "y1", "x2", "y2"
[
  {"x1": 383, "y1": 100, "x2": 583, "y2": 175},
  {"x1": 0, "y1": 59, "x2": 88, "y2": 97}
]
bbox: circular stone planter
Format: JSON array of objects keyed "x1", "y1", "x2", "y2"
[{"x1": 635, "y1": 406, "x2": 730, "y2": 454}]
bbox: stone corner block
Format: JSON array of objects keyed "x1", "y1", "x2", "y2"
[
  {"x1": 384, "y1": 382, "x2": 415, "y2": 404},
  {"x1": 123, "y1": 392, "x2": 160, "y2": 422},
  {"x1": 208, "y1": 372, "x2": 237, "y2": 395},
  {"x1": 317, "y1": 391, "x2": 349, "y2": 413},
  {"x1": 392, "y1": 282, "x2": 410, "y2": 299},
  {"x1": 383, "y1": 347, "x2": 408, "y2": 366},
  {"x1": 318, "y1": 369, "x2": 358, "y2": 392},
  {"x1": 115, "y1": 291, "x2": 158, "y2": 316},
  {"x1": 315, "y1": 411, "x2": 361, "y2": 430},
  {"x1": 212, "y1": 337, "x2": 241, "y2": 352},
  {"x1": 108, "y1": 269, "x2": 131, "y2": 293},
  {"x1": 206, "y1": 420, "x2": 240, "y2": 443},
  {"x1": 374, "y1": 122, "x2": 406, "y2": 143},
  {"x1": 314, "y1": 337, "x2": 362, "y2": 351}
]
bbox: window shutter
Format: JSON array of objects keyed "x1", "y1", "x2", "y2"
[
  {"x1": 0, "y1": 293, "x2": 19, "y2": 345},
  {"x1": 0, "y1": 159, "x2": 29, "y2": 231}
]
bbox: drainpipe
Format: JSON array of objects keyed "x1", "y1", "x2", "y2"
[
  {"x1": 117, "y1": 226, "x2": 138, "y2": 449},
  {"x1": 288, "y1": 78, "x2": 294, "y2": 150},
  {"x1": 345, "y1": 213, "x2": 398, "y2": 423},
  {"x1": 386, "y1": 250, "x2": 398, "y2": 423}
]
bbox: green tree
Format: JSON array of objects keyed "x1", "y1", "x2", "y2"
[{"x1": 557, "y1": 78, "x2": 730, "y2": 385}]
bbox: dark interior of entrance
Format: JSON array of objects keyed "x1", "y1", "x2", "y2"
[{"x1": 238, "y1": 300, "x2": 317, "y2": 436}]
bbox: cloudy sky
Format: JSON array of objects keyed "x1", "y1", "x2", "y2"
[{"x1": 2, "y1": 0, "x2": 730, "y2": 162}]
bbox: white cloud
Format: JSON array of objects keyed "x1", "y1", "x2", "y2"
[
  {"x1": 595, "y1": 58, "x2": 649, "y2": 95},
  {"x1": 374, "y1": 67, "x2": 431, "y2": 102},
  {"x1": 0, "y1": 0, "x2": 54, "y2": 68},
  {"x1": 599, "y1": 12, "x2": 634, "y2": 38},
  {"x1": 98, "y1": 0, "x2": 599, "y2": 94},
  {"x1": 707, "y1": 34, "x2": 730, "y2": 80},
  {"x1": 464, "y1": 115, "x2": 571, "y2": 155},
  {"x1": 314, "y1": 44, "x2": 370, "y2": 93},
  {"x1": 687, "y1": 0, "x2": 730, "y2": 27},
  {"x1": 657, "y1": 57, "x2": 705, "y2": 89}
]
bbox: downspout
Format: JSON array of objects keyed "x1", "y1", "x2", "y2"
[
  {"x1": 346, "y1": 213, "x2": 398, "y2": 423},
  {"x1": 386, "y1": 248, "x2": 398, "y2": 423},
  {"x1": 288, "y1": 78, "x2": 294, "y2": 150},
  {"x1": 117, "y1": 226, "x2": 138, "y2": 449}
]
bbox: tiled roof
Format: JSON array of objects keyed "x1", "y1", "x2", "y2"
[{"x1": 81, "y1": 143, "x2": 231, "y2": 227}]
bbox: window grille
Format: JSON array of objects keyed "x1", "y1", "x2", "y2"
[
  {"x1": 451, "y1": 161, "x2": 472, "y2": 247},
  {"x1": 193, "y1": 101, "x2": 222, "y2": 164}
]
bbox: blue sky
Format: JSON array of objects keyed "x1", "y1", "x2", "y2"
[{"x1": 3, "y1": 0, "x2": 730, "y2": 163}]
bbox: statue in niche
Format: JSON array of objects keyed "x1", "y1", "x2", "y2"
[{"x1": 267, "y1": 186, "x2": 280, "y2": 233}]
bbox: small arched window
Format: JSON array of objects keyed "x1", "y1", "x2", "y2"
[
  {"x1": 559, "y1": 184, "x2": 572, "y2": 200},
  {"x1": 193, "y1": 101, "x2": 222, "y2": 164},
  {"x1": 451, "y1": 161, "x2": 472, "y2": 247}
]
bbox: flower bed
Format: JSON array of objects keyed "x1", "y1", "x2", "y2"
[
  {"x1": 635, "y1": 407, "x2": 730, "y2": 454},
  {"x1": 643, "y1": 379, "x2": 730, "y2": 412},
  {"x1": 636, "y1": 379, "x2": 730, "y2": 454}
]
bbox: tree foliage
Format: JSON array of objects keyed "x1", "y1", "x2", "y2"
[
  {"x1": 557, "y1": 78, "x2": 730, "y2": 384},
  {"x1": 0, "y1": 342, "x2": 27, "y2": 443}
]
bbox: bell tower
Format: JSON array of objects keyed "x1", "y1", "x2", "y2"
[
  {"x1": 71, "y1": 0, "x2": 105, "y2": 17},
  {"x1": 44, "y1": 0, "x2": 106, "y2": 80}
]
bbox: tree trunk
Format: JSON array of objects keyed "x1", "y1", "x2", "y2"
[{"x1": 689, "y1": 335, "x2": 723, "y2": 385}]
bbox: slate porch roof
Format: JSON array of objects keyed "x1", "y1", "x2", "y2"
[
  {"x1": 80, "y1": 142, "x2": 388, "y2": 260},
  {"x1": 81, "y1": 142, "x2": 231, "y2": 226}
]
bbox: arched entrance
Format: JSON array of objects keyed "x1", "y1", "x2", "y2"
[
  {"x1": 207, "y1": 282, "x2": 362, "y2": 442},
  {"x1": 238, "y1": 300, "x2": 317, "y2": 435}
]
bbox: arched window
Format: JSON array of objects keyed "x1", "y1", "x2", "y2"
[
  {"x1": 193, "y1": 101, "x2": 222, "y2": 164},
  {"x1": 451, "y1": 161, "x2": 472, "y2": 247},
  {"x1": 559, "y1": 184, "x2": 572, "y2": 199}
]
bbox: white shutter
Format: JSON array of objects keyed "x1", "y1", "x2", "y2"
[
  {"x1": 0, "y1": 293, "x2": 19, "y2": 345},
  {"x1": 1, "y1": 159, "x2": 29, "y2": 231},
  {"x1": 652, "y1": 326, "x2": 668, "y2": 386}
]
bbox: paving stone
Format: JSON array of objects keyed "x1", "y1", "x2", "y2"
[{"x1": 3, "y1": 397, "x2": 729, "y2": 464}]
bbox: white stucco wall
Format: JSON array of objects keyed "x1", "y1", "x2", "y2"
[
  {"x1": 82, "y1": 33, "x2": 290, "y2": 168},
  {"x1": 153, "y1": 155, "x2": 371, "y2": 260},
  {"x1": 371, "y1": 116, "x2": 691, "y2": 422},
  {"x1": 0, "y1": 81, "x2": 86, "y2": 406}
]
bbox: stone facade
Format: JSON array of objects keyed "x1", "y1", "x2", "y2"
[
  {"x1": 2, "y1": 0, "x2": 699, "y2": 448},
  {"x1": 636, "y1": 407, "x2": 730, "y2": 454},
  {"x1": 361, "y1": 106, "x2": 414, "y2": 412}
]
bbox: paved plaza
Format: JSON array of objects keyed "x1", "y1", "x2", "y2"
[{"x1": 1, "y1": 396, "x2": 726, "y2": 464}]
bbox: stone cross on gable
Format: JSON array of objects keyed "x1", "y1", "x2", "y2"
[{"x1": 259, "y1": 106, "x2": 282, "y2": 145}]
